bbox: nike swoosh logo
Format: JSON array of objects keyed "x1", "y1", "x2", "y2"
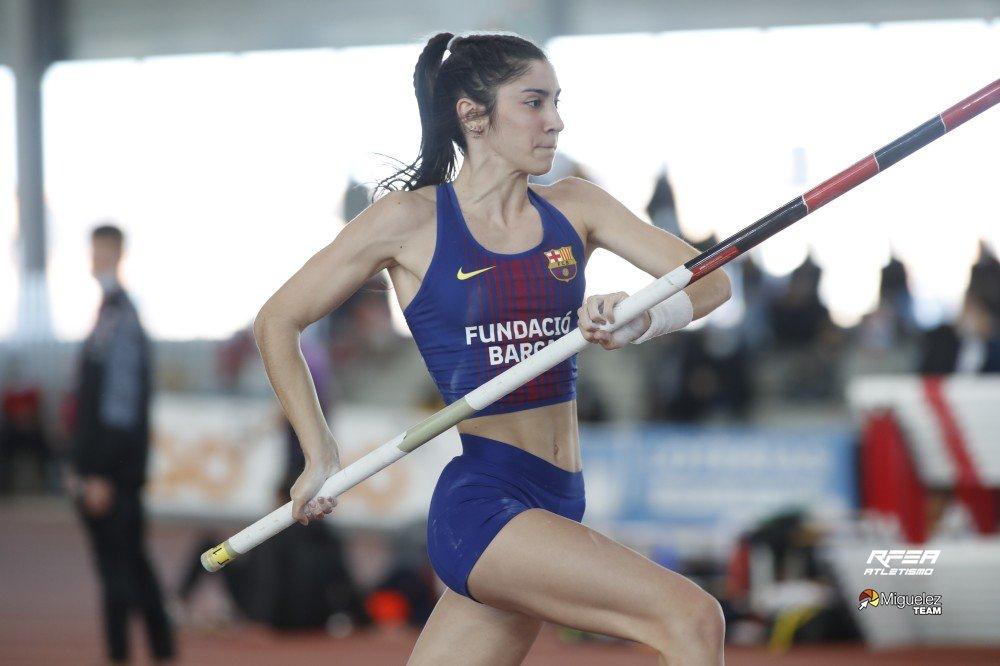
[{"x1": 456, "y1": 266, "x2": 495, "y2": 281}]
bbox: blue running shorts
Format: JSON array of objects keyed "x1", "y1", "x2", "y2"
[{"x1": 427, "y1": 433, "x2": 586, "y2": 601}]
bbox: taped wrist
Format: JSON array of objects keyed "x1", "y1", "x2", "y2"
[
  {"x1": 608, "y1": 310, "x2": 652, "y2": 347},
  {"x1": 631, "y1": 290, "x2": 694, "y2": 344}
]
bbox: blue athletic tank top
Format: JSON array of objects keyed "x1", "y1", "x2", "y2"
[{"x1": 403, "y1": 181, "x2": 586, "y2": 416}]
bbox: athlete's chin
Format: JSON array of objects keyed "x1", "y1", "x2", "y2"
[{"x1": 525, "y1": 157, "x2": 555, "y2": 177}]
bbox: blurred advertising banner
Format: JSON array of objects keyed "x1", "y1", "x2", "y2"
[
  {"x1": 146, "y1": 395, "x2": 460, "y2": 526},
  {"x1": 579, "y1": 424, "x2": 856, "y2": 556},
  {"x1": 146, "y1": 396, "x2": 854, "y2": 550},
  {"x1": 849, "y1": 376, "x2": 1000, "y2": 486},
  {"x1": 848, "y1": 375, "x2": 1000, "y2": 542}
]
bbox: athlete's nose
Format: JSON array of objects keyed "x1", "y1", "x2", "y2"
[
  {"x1": 545, "y1": 104, "x2": 565, "y2": 134},
  {"x1": 548, "y1": 109, "x2": 565, "y2": 134}
]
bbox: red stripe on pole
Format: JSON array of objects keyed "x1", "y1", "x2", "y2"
[
  {"x1": 690, "y1": 246, "x2": 740, "y2": 282},
  {"x1": 803, "y1": 155, "x2": 879, "y2": 212},
  {"x1": 923, "y1": 377, "x2": 998, "y2": 534},
  {"x1": 940, "y1": 79, "x2": 1000, "y2": 131}
]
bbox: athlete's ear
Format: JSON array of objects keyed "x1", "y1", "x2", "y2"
[{"x1": 455, "y1": 97, "x2": 487, "y2": 135}]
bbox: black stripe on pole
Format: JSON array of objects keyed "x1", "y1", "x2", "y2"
[
  {"x1": 685, "y1": 198, "x2": 808, "y2": 278},
  {"x1": 874, "y1": 117, "x2": 946, "y2": 170}
]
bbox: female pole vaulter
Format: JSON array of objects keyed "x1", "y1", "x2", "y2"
[
  {"x1": 258, "y1": 32, "x2": 730, "y2": 664},
  {"x1": 203, "y1": 28, "x2": 999, "y2": 665}
]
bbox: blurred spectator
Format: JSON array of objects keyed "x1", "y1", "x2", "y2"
[
  {"x1": 325, "y1": 180, "x2": 402, "y2": 367},
  {"x1": 640, "y1": 333, "x2": 684, "y2": 421},
  {"x1": 917, "y1": 323, "x2": 956, "y2": 374},
  {"x1": 737, "y1": 257, "x2": 774, "y2": 352},
  {"x1": 640, "y1": 223, "x2": 755, "y2": 422},
  {"x1": 176, "y1": 474, "x2": 368, "y2": 632},
  {"x1": 857, "y1": 257, "x2": 916, "y2": 353},
  {"x1": 215, "y1": 321, "x2": 335, "y2": 479},
  {"x1": 69, "y1": 224, "x2": 175, "y2": 663},
  {"x1": 768, "y1": 256, "x2": 829, "y2": 349},
  {"x1": 919, "y1": 292, "x2": 1000, "y2": 374},
  {"x1": 851, "y1": 257, "x2": 919, "y2": 375},
  {"x1": 645, "y1": 169, "x2": 681, "y2": 237},
  {"x1": 364, "y1": 521, "x2": 438, "y2": 629},
  {"x1": 0, "y1": 385, "x2": 52, "y2": 493},
  {"x1": 575, "y1": 375, "x2": 609, "y2": 422},
  {"x1": 969, "y1": 239, "x2": 1000, "y2": 316},
  {"x1": 646, "y1": 327, "x2": 752, "y2": 422},
  {"x1": 327, "y1": 278, "x2": 399, "y2": 365},
  {"x1": 344, "y1": 177, "x2": 372, "y2": 222},
  {"x1": 766, "y1": 256, "x2": 843, "y2": 401},
  {"x1": 666, "y1": 336, "x2": 717, "y2": 422},
  {"x1": 216, "y1": 325, "x2": 256, "y2": 393},
  {"x1": 879, "y1": 256, "x2": 914, "y2": 320},
  {"x1": 918, "y1": 251, "x2": 1000, "y2": 374},
  {"x1": 955, "y1": 289, "x2": 1000, "y2": 373},
  {"x1": 725, "y1": 511, "x2": 860, "y2": 648}
]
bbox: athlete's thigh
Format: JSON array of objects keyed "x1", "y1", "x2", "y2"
[
  {"x1": 407, "y1": 587, "x2": 542, "y2": 666},
  {"x1": 467, "y1": 508, "x2": 708, "y2": 646}
]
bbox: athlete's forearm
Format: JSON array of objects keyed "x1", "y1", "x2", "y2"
[
  {"x1": 253, "y1": 311, "x2": 340, "y2": 467},
  {"x1": 685, "y1": 269, "x2": 731, "y2": 320}
]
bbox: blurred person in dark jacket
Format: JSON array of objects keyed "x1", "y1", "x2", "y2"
[
  {"x1": 69, "y1": 224, "x2": 175, "y2": 664},
  {"x1": 919, "y1": 291, "x2": 1000, "y2": 374},
  {"x1": 919, "y1": 246, "x2": 1000, "y2": 375},
  {"x1": 175, "y1": 474, "x2": 369, "y2": 632},
  {"x1": 768, "y1": 256, "x2": 830, "y2": 349}
]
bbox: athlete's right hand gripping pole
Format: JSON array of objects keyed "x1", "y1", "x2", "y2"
[{"x1": 203, "y1": 78, "x2": 1000, "y2": 572}]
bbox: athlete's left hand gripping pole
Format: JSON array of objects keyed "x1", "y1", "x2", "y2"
[{"x1": 203, "y1": 78, "x2": 999, "y2": 572}]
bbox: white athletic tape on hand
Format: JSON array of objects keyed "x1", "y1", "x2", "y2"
[
  {"x1": 606, "y1": 311, "x2": 650, "y2": 346},
  {"x1": 631, "y1": 290, "x2": 693, "y2": 344}
]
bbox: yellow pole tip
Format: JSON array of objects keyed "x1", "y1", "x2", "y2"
[{"x1": 200, "y1": 542, "x2": 235, "y2": 572}]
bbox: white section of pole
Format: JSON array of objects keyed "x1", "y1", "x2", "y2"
[{"x1": 227, "y1": 433, "x2": 407, "y2": 554}]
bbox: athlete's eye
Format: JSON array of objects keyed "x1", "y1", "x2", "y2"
[{"x1": 526, "y1": 99, "x2": 560, "y2": 109}]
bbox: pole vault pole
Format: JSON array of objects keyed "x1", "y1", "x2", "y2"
[{"x1": 202, "y1": 78, "x2": 1000, "y2": 572}]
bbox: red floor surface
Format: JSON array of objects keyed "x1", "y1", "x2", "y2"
[{"x1": 2, "y1": 498, "x2": 999, "y2": 665}]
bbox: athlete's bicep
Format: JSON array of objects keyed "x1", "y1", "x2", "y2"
[
  {"x1": 570, "y1": 178, "x2": 699, "y2": 277},
  {"x1": 259, "y1": 194, "x2": 406, "y2": 330},
  {"x1": 567, "y1": 178, "x2": 731, "y2": 318}
]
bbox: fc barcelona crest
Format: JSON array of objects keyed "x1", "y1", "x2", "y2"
[{"x1": 543, "y1": 246, "x2": 577, "y2": 282}]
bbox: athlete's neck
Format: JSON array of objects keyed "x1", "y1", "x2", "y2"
[{"x1": 451, "y1": 167, "x2": 532, "y2": 227}]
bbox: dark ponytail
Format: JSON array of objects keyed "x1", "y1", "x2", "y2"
[{"x1": 373, "y1": 31, "x2": 547, "y2": 200}]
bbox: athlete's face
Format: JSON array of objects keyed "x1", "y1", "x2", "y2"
[{"x1": 479, "y1": 60, "x2": 564, "y2": 175}]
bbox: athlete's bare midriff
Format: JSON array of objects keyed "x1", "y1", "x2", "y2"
[
  {"x1": 386, "y1": 180, "x2": 589, "y2": 474},
  {"x1": 457, "y1": 401, "x2": 582, "y2": 472}
]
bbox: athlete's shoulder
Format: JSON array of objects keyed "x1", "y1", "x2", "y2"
[
  {"x1": 344, "y1": 186, "x2": 437, "y2": 250},
  {"x1": 365, "y1": 186, "x2": 435, "y2": 230},
  {"x1": 535, "y1": 176, "x2": 613, "y2": 208},
  {"x1": 554, "y1": 176, "x2": 616, "y2": 202},
  {"x1": 532, "y1": 176, "x2": 616, "y2": 232}
]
